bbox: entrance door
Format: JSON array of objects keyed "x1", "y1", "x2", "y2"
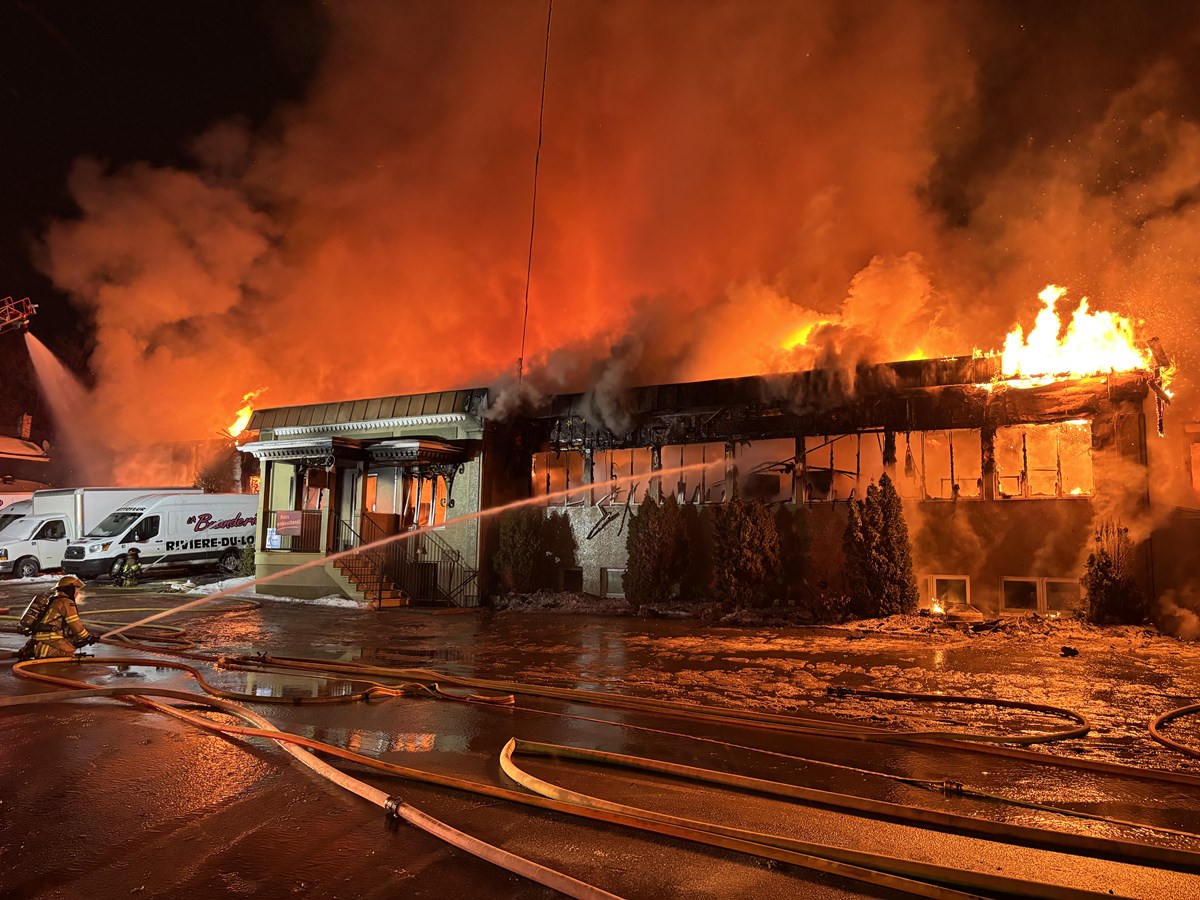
[{"x1": 337, "y1": 467, "x2": 361, "y2": 550}]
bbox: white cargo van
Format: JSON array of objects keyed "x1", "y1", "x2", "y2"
[
  {"x1": 0, "y1": 487, "x2": 196, "y2": 579},
  {"x1": 64, "y1": 492, "x2": 257, "y2": 579}
]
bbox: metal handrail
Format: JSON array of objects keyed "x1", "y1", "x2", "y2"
[
  {"x1": 332, "y1": 515, "x2": 385, "y2": 606},
  {"x1": 331, "y1": 515, "x2": 479, "y2": 607}
]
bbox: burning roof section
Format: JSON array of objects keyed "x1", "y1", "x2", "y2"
[{"x1": 537, "y1": 354, "x2": 1156, "y2": 452}]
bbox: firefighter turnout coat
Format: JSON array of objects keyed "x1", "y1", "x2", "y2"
[{"x1": 32, "y1": 591, "x2": 92, "y2": 658}]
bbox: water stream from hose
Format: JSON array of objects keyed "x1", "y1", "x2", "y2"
[{"x1": 24, "y1": 332, "x2": 111, "y2": 483}]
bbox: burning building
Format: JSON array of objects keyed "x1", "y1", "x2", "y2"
[{"x1": 239, "y1": 328, "x2": 1195, "y2": 616}]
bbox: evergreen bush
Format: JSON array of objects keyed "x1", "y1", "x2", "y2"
[
  {"x1": 1082, "y1": 519, "x2": 1146, "y2": 625},
  {"x1": 774, "y1": 504, "x2": 812, "y2": 608},
  {"x1": 625, "y1": 493, "x2": 690, "y2": 605},
  {"x1": 494, "y1": 507, "x2": 546, "y2": 593},
  {"x1": 841, "y1": 472, "x2": 918, "y2": 618},
  {"x1": 712, "y1": 494, "x2": 781, "y2": 609},
  {"x1": 236, "y1": 544, "x2": 255, "y2": 577}
]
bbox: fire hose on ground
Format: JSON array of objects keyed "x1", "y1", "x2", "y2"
[
  {"x1": 9, "y1": 603, "x2": 1200, "y2": 897},
  {"x1": 0, "y1": 656, "x2": 1147, "y2": 900}
]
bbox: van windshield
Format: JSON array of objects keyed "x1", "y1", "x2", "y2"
[
  {"x1": 0, "y1": 517, "x2": 39, "y2": 541},
  {"x1": 0, "y1": 513, "x2": 24, "y2": 533},
  {"x1": 87, "y1": 511, "x2": 142, "y2": 538}
]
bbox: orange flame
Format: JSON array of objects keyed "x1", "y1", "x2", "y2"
[
  {"x1": 1000, "y1": 285, "x2": 1152, "y2": 384},
  {"x1": 227, "y1": 389, "x2": 264, "y2": 438}
]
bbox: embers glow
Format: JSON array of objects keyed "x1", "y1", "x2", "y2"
[
  {"x1": 1000, "y1": 285, "x2": 1152, "y2": 384},
  {"x1": 930, "y1": 599, "x2": 945, "y2": 616},
  {"x1": 227, "y1": 390, "x2": 264, "y2": 438}
]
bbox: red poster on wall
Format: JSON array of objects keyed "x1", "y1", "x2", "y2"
[{"x1": 276, "y1": 510, "x2": 304, "y2": 535}]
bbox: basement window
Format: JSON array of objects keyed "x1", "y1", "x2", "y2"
[
  {"x1": 559, "y1": 567, "x2": 584, "y2": 593},
  {"x1": 1001, "y1": 577, "x2": 1082, "y2": 616},
  {"x1": 1000, "y1": 577, "x2": 1040, "y2": 612},
  {"x1": 995, "y1": 421, "x2": 1093, "y2": 499},
  {"x1": 601, "y1": 568, "x2": 626, "y2": 598},
  {"x1": 928, "y1": 575, "x2": 970, "y2": 611},
  {"x1": 1045, "y1": 579, "x2": 1082, "y2": 615}
]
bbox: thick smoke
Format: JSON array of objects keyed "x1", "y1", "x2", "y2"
[{"x1": 33, "y1": 2, "x2": 1200, "y2": 470}]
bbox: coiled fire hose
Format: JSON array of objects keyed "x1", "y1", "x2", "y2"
[{"x1": 1, "y1": 656, "x2": 1130, "y2": 900}]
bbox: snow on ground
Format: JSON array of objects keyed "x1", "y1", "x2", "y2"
[
  {"x1": 182, "y1": 576, "x2": 361, "y2": 608},
  {"x1": 491, "y1": 591, "x2": 1200, "y2": 771}
]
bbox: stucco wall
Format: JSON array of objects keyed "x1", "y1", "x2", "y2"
[{"x1": 254, "y1": 550, "x2": 342, "y2": 600}]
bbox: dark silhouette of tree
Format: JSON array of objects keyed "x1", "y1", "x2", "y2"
[
  {"x1": 712, "y1": 493, "x2": 780, "y2": 609},
  {"x1": 1083, "y1": 519, "x2": 1146, "y2": 624},
  {"x1": 625, "y1": 493, "x2": 689, "y2": 605},
  {"x1": 876, "y1": 473, "x2": 919, "y2": 615},
  {"x1": 842, "y1": 498, "x2": 872, "y2": 617},
  {"x1": 774, "y1": 503, "x2": 811, "y2": 607},
  {"x1": 842, "y1": 473, "x2": 918, "y2": 618},
  {"x1": 494, "y1": 507, "x2": 546, "y2": 593}
]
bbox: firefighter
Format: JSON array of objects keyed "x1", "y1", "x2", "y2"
[
  {"x1": 27, "y1": 575, "x2": 95, "y2": 659},
  {"x1": 114, "y1": 547, "x2": 143, "y2": 587}
]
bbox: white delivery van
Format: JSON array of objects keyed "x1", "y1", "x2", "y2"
[
  {"x1": 0, "y1": 499, "x2": 32, "y2": 535},
  {"x1": 64, "y1": 492, "x2": 257, "y2": 579},
  {"x1": 0, "y1": 487, "x2": 197, "y2": 579}
]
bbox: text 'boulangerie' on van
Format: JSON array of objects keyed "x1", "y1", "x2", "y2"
[{"x1": 64, "y1": 492, "x2": 257, "y2": 580}]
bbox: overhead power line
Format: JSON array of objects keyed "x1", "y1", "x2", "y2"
[{"x1": 517, "y1": 0, "x2": 553, "y2": 385}]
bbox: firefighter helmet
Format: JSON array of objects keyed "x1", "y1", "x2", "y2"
[
  {"x1": 57, "y1": 575, "x2": 85, "y2": 591},
  {"x1": 127, "y1": 547, "x2": 141, "y2": 556}
]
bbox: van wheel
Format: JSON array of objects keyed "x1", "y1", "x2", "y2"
[
  {"x1": 218, "y1": 549, "x2": 241, "y2": 575},
  {"x1": 109, "y1": 555, "x2": 127, "y2": 579},
  {"x1": 15, "y1": 557, "x2": 39, "y2": 579}
]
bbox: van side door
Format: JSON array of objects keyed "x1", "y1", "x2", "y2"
[
  {"x1": 32, "y1": 518, "x2": 69, "y2": 569},
  {"x1": 124, "y1": 515, "x2": 165, "y2": 563}
]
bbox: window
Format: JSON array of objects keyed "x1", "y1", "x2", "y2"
[
  {"x1": 1045, "y1": 580, "x2": 1082, "y2": 615},
  {"x1": 735, "y1": 438, "x2": 794, "y2": 503},
  {"x1": 560, "y1": 567, "x2": 584, "y2": 593},
  {"x1": 995, "y1": 421, "x2": 1093, "y2": 499},
  {"x1": 601, "y1": 568, "x2": 626, "y2": 598},
  {"x1": 1002, "y1": 577, "x2": 1082, "y2": 616},
  {"x1": 802, "y1": 435, "x2": 859, "y2": 502},
  {"x1": 663, "y1": 442, "x2": 726, "y2": 504},
  {"x1": 921, "y1": 430, "x2": 982, "y2": 500},
  {"x1": 125, "y1": 516, "x2": 160, "y2": 543},
  {"x1": 928, "y1": 575, "x2": 970, "y2": 612},
  {"x1": 1001, "y1": 577, "x2": 1039, "y2": 612},
  {"x1": 34, "y1": 519, "x2": 66, "y2": 541},
  {"x1": 532, "y1": 450, "x2": 585, "y2": 506},
  {"x1": 593, "y1": 449, "x2": 655, "y2": 506},
  {"x1": 404, "y1": 474, "x2": 447, "y2": 529}
]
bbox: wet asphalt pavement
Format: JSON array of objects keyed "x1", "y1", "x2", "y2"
[{"x1": 4, "y1": 576, "x2": 1200, "y2": 899}]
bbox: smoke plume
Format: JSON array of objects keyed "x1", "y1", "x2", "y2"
[{"x1": 31, "y1": 1, "x2": 1200, "y2": 469}]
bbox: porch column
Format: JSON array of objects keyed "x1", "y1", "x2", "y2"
[{"x1": 650, "y1": 445, "x2": 662, "y2": 502}]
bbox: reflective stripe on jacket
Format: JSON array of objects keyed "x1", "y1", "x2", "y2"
[{"x1": 32, "y1": 592, "x2": 91, "y2": 652}]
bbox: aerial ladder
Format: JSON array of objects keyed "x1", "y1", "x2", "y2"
[{"x1": 0, "y1": 297, "x2": 37, "y2": 337}]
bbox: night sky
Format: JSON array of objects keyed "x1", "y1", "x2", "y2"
[
  {"x1": 0, "y1": 0, "x2": 324, "y2": 426},
  {"x1": 3, "y1": 1, "x2": 1200, "y2": 457}
]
